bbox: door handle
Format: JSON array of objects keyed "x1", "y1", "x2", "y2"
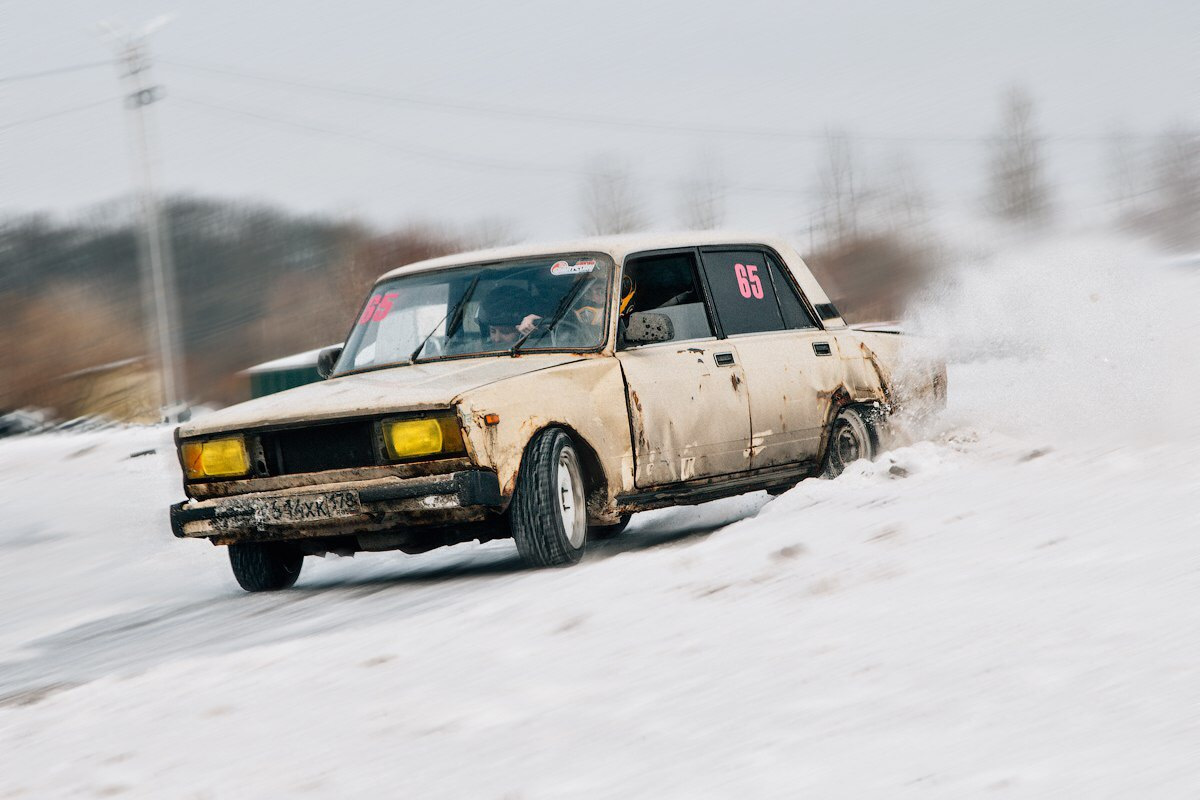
[
  {"x1": 812, "y1": 342, "x2": 832, "y2": 356},
  {"x1": 714, "y1": 352, "x2": 735, "y2": 366}
]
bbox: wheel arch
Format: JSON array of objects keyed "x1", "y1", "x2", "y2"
[
  {"x1": 511, "y1": 422, "x2": 615, "y2": 524},
  {"x1": 817, "y1": 391, "x2": 882, "y2": 466}
]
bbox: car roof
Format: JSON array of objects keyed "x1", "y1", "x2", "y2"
[{"x1": 375, "y1": 231, "x2": 805, "y2": 282}]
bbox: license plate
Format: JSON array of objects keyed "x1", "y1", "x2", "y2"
[{"x1": 255, "y1": 490, "x2": 361, "y2": 525}]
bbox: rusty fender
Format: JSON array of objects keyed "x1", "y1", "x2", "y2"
[{"x1": 455, "y1": 357, "x2": 635, "y2": 523}]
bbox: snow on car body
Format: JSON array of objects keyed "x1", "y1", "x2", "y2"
[{"x1": 170, "y1": 232, "x2": 946, "y2": 591}]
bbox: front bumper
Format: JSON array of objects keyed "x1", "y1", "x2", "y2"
[{"x1": 170, "y1": 469, "x2": 502, "y2": 542}]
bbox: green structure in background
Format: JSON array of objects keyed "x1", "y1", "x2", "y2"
[{"x1": 244, "y1": 346, "x2": 331, "y2": 399}]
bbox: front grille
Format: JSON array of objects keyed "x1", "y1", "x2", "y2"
[{"x1": 259, "y1": 420, "x2": 380, "y2": 476}]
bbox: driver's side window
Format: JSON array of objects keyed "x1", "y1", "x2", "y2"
[{"x1": 620, "y1": 252, "x2": 714, "y2": 347}]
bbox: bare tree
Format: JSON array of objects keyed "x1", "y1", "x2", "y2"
[
  {"x1": 461, "y1": 217, "x2": 520, "y2": 250},
  {"x1": 1105, "y1": 125, "x2": 1143, "y2": 217},
  {"x1": 333, "y1": 223, "x2": 463, "y2": 316},
  {"x1": 0, "y1": 281, "x2": 146, "y2": 415},
  {"x1": 1148, "y1": 126, "x2": 1200, "y2": 250},
  {"x1": 987, "y1": 87, "x2": 1051, "y2": 226},
  {"x1": 581, "y1": 157, "x2": 647, "y2": 235},
  {"x1": 677, "y1": 156, "x2": 726, "y2": 230},
  {"x1": 815, "y1": 131, "x2": 865, "y2": 246},
  {"x1": 877, "y1": 152, "x2": 929, "y2": 232}
]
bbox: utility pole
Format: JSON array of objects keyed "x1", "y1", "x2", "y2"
[{"x1": 111, "y1": 22, "x2": 185, "y2": 419}]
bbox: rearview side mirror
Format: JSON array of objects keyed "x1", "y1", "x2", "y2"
[
  {"x1": 623, "y1": 311, "x2": 674, "y2": 345},
  {"x1": 316, "y1": 345, "x2": 343, "y2": 379}
]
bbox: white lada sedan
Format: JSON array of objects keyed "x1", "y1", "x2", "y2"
[{"x1": 171, "y1": 233, "x2": 946, "y2": 591}]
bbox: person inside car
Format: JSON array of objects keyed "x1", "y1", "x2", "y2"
[
  {"x1": 573, "y1": 273, "x2": 636, "y2": 327},
  {"x1": 477, "y1": 285, "x2": 542, "y2": 345},
  {"x1": 517, "y1": 274, "x2": 636, "y2": 334},
  {"x1": 476, "y1": 275, "x2": 636, "y2": 348}
]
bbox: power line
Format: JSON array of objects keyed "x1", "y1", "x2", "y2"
[
  {"x1": 0, "y1": 98, "x2": 117, "y2": 132},
  {"x1": 163, "y1": 58, "x2": 1155, "y2": 146},
  {"x1": 0, "y1": 60, "x2": 112, "y2": 84},
  {"x1": 174, "y1": 94, "x2": 815, "y2": 198},
  {"x1": 160, "y1": 59, "x2": 955, "y2": 143},
  {"x1": 173, "y1": 94, "x2": 592, "y2": 177},
  {"x1": 167, "y1": 59, "x2": 767, "y2": 137}
]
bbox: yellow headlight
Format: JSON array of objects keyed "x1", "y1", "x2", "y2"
[
  {"x1": 382, "y1": 416, "x2": 464, "y2": 461},
  {"x1": 182, "y1": 437, "x2": 251, "y2": 479}
]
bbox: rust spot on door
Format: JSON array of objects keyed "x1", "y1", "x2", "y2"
[{"x1": 629, "y1": 390, "x2": 649, "y2": 451}]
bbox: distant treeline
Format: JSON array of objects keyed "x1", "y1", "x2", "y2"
[{"x1": 0, "y1": 197, "x2": 472, "y2": 410}]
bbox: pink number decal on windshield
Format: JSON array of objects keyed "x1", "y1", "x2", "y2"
[
  {"x1": 358, "y1": 294, "x2": 382, "y2": 324},
  {"x1": 372, "y1": 292, "x2": 399, "y2": 322},
  {"x1": 734, "y1": 264, "x2": 764, "y2": 299},
  {"x1": 358, "y1": 292, "x2": 399, "y2": 324}
]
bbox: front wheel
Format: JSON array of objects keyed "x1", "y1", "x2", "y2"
[
  {"x1": 510, "y1": 428, "x2": 588, "y2": 567},
  {"x1": 823, "y1": 406, "x2": 879, "y2": 478},
  {"x1": 228, "y1": 542, "x2": 303, "y2": 592}
]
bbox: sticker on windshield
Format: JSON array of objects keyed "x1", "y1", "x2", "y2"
[
  {"x1": 357, "y1": 291, "x2": 399, "y2": 324},
  {"x1": 551, "y1": 259, "x2": 596, "y2": 276}
]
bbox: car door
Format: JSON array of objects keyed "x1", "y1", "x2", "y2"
[
  {"x1": 616, "y1": 249, "x2": 752, "y2": 487},
  {"x1": 697, "y1": 247, "x2": 844, "y2": 470}
]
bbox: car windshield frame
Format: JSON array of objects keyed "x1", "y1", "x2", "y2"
[{"x1": 333, "y1": 252, "x2": 614, "y2": 376}]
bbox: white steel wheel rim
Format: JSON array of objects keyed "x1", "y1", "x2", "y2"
[
  {"x1": 556, "y1": 449, "x2": 586, "y2": 549},
  {"x1": 834, "y1": 421, "x2": 862, "y2": 466}
]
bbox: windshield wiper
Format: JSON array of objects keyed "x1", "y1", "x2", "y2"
[
  {"x1": 510, "y1": 273, "x2": 590, "y2": 357},
  {"x1": 409, "y1": 273, "x2": 482, "y2": 363}
]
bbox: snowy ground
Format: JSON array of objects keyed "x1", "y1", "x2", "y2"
[{"x1": 2, "y1": 235, "x2": 1198, "y2": 798}]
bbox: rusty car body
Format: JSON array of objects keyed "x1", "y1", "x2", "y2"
[{"x1": 170, "y1": 233, "x2": 946, "y2": 591}]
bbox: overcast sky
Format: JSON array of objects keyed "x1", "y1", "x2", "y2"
[{"x1": 3, "y1": 0, "x2": 1197, "y2": 238}]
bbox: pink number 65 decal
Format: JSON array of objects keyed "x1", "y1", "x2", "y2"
[
  {"x1": 357, "y1": 291, "x2": 399, "y2": 324},
  {"x1": 734, "y1": 263, "x2": 764, "y2": 299},
  {"x1": 357, "y1": 294, "x2": 382, "y2": 324}
]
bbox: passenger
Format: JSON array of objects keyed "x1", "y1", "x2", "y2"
[{"x1": 572, "y1": 274, "x2": 635, "y2": 327}]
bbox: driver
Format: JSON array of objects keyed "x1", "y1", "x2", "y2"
[
  {"x1": 476, "y1": 275, "x2": 636, "y2": 346},
  {"x1": 476, "y1": 285, "x2": 542, "y2": 345}
]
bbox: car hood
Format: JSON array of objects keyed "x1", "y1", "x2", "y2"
[{"x1": 178, "y1": 353, "x2": 585, "y2": 437}]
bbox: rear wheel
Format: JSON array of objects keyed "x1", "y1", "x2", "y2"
[
  {"x1": 228, "y1": 542, "x2": 303, "y2": 592},
  {"x1": 823, "y1": 406, "x2": 878, "y2": 478},
  {"x1": 510, "y1": 428, "x2": 588, "y2": 567}
]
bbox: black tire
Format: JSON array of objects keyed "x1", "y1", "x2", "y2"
[
  {"x1": 823, "y1": 406, "x2": 879, "y2": 479},
  {"x1": 590, "y1": 514, "x2": 632, "y2": 540},
  {"x1": 228, "y1": 542, "x2": 304, "y2": 592},
  {"x1": 510, "y1": 428, "x2": 588, "y2": 567}
]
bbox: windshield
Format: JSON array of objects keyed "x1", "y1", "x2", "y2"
[{"x1": 335, "y1": 253, "x2": 613, "y2": 374}]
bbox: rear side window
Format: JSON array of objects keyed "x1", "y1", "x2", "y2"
[
  {"x1": 767, "y1": 254, "x2": 819, "y2": 330},
  {"x1": 698, "y1": 250, "x2": 785, "y2": 336}
]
